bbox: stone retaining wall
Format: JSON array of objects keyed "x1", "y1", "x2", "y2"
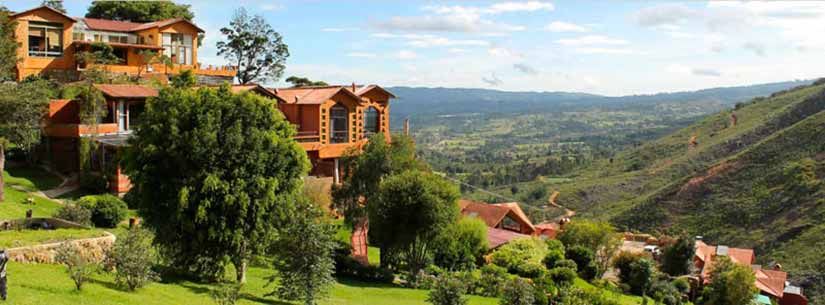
[
  {"x1": 6, "y1": 232, "x2": 116, "y2": 264},
  {"x1": 0, "y1": 217, "x2": 89, "y2": 231}
]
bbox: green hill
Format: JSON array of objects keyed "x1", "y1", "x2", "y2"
[{"x1": 531, "y1": 81, "x2": 825, "y2": 304}]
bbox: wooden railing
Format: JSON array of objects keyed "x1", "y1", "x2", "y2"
[{"x1": 295, "y1": 131, "x2": 320, "y2": 143}]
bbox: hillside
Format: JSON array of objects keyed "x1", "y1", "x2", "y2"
[{"x1": 526, "y1": 80, "x2": 825, "y2": 304}]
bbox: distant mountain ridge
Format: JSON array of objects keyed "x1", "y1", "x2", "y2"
[{"x1": 388, "y1": 80, "x2": 813, "y2": 122}]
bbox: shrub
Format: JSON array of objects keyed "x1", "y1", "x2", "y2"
[
  {"x1": 552, "y1": 259, "x2": 578, "y2": 271},
  {"x1": 79, "y1": 173, "x2": 108, "y2": 193},
  {"x1": 558, "y1": 288, "x2": 620, "y2": 305},
  {"x1": 211, "y1": 283, "x2": 241, "y2": 305},
  {"x1": 55, "y1": 242, "x2": 98, "y2": 291},
  {"x1": 500, "y1": 277, "x2": 534, "y2": 305},
  {"x1": 565, "y1": 245, "x2": 599, "y2": 280},
  {"x1": 53, "y1": 203, "x2": 92, "y2": 226},
  {"x1": 479, "y1": 264, "x2": 510, "y2": 297},
  {"x1": 78, "y1": 194, "x2": 128, "y2": 228},
  {"x1": 491, "y1": 237, "x2": 548, "y2": 274},
  {"x1": 427, "y1": 274, "x2": 469, "y2": 305},
  {"x1": 548, "y1": 267, "x2": 577, "y2": 287},
  {"x1": 648, "y1": 277, "x2": 685, "y2": 305},
  {"x1": 613, "y1": 251, "x2": 653, "y2": 293},
  {"x1": 661, "y1": 236, "x2": 695, "y2": 276},
  {"x1": 515, "y1": 261, "x2": 547, "y2": 279},
  {"x1": 332, "y1": 242, "x2": 394, "y2": 283},
  {"x1": 542, "y1": 239, "x2": 565, "y2": 269},
  {"x1": 107, "y1": 228, "x2": 158, "y2": 291},
  {"x1": 432, "y1": 217, "x2": 489, "y2": 271}
]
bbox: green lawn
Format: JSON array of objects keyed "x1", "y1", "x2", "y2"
[
  {"x1": 4, "y1": 167, "x2": 63, "y2": 191},
  {"x1": 573, "y1": 278, "x2": 649, "y2": 305},
  {"x1": 0, "y1": 228, "x2": 108, "y2": 249},
  {"x1": 0, "y1": 187, "x2": 63, "y2": 220},
  {"x1": 4, "y1": 263, "x2": 499, "y2": 305}
]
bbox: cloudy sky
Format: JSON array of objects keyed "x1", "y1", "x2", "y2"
[{"x1": 9, "y1": 1, "x2": 825, "y2": 95}]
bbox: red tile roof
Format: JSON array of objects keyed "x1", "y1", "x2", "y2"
[
  {"x1": 194, "y1": 84, "x2": 284, "y2": 102},
  {"x1": 352, "y1": 84, "x2": 397, "y2": 98},
  {"x1": 755, "y1": 269, "x2": 787, "y2": 298},
  {"x1": 94, "y1": 84, "x2": 159, "y2": 98},
  {"x1": 492, "y1": 202, "x2": 536, "y2": 233},
  {"x1": 487, "y1": 227, "x2": 530, "y2": 249},
  {"x1": 81, "y1": 18, "x2": 143, "y2": 32},
  {"x1": 10, "y1": 6, "x2": 76, "y2": 22},
  {"x1": 275, "y1": 86, "x2": 362, "y2": 105},
  {"x1": 80, "y1": 17, "x2": 204, "y2": 33},
  {"x1": 458, "y1": 200, "x2": 536, "y2": 235}
]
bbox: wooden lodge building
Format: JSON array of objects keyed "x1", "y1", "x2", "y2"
[
  {"x1": 41, "y1": 83, "x2": 394, "y2": 193},
  {"x1": 9, "y1": 5, "x2": 236, "y2": 83}
]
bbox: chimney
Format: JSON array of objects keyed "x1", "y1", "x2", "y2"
[
  {"x1": 352, "y1": 82, "x2": 356, "y2": 92},
  {"x1": 403, "y1": 118, "x2": 410, "y2": 135}
]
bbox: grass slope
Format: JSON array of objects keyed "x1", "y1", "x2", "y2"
[
  {"x1": 523, "y1": 82, "x2": 825, "y2": 303},
  {"x1": 4, "y1": 263, "x2": 499, "y2": 305}
]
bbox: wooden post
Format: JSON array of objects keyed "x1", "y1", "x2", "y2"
[{"x1": 403, "y1": 118, "x2": 410, "y2": 136}]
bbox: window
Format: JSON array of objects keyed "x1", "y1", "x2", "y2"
[
  {"x1": 330, "y1": 105, "x2": 348, "y2": 144},
  {"x1": 28, "y1": 22, "x2": 63, "y2": 57},
  {"x1": 93, "y1": 34, "x2": 103, "y2": 42},
  {"x1": 128, "y1": 103, "x2": 145, "y2": 130},
  {"x1": 107, "y1": 34, "x2": 128, "y2": 44},
  {"x1": 363, "y1": 107, "x2": 379, "y2": 138},
  {"x1": 72, "y1": 32, "x2": 85, "y2": 41},
  {"x1": 162, "y1": 33, "x2": 193, "y2": 65}
]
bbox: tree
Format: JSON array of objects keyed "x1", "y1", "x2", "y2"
[
  {"x1": 55, "y1": 242, "x2": 98, "y2": 291},
  {"x1": 428, "y1": 274, "x2": 469, "y2": 305},
  {"x1": 217, "y1": 8, "x2": 289, "y2": 84},
  {"x1": 558, "y1": 220, "x2": 621, "y2": 278},
  {"x1": 123, "y1": 85, "x2": 309, "y2": 283},
  {"x1": 108, "y1": 227, "x2": 159, "y2": 291},
  {"x1": 86, "y1": 1, "x2": 194, "y2": 22},
  {"x1": 661, "y1": 236, "x2": 695, "y2": 276},
  {"x1": 0, "y1": 80, "x2": 52, "y2": 202},
  {"x1": 699, "y1": 256, "x2": 758, "y2": 305},
  {"x1": 135, "y1": 50, "x2": 162, "y2": 78},
  {"x1": 286, "y1": 76, "x2": 329, "y2": 87},
  {"x1": 500, "y1": 277, "x2": 535, "y2": 305},
  {"x1": 432, "y1": 217, "x2": 489, "y2": 270},
  {"x1": 332, "y1": 133, "x2": 422, "y2": 224},
  {"x1": 170, "y1": 69, "x2": 196, "y2": 88},
  {"x1": 0, "y1": 6, "x2": 20, "y2": 81},
  {"x1": 268, "y1": 197, "x2": 336, "y2": 305},
  {"x1": 42, "y1": 0, "x2": 66, "y2": 13},
  {"x1": 367, "y1": 170, "x2": 460, "y2": 274}
]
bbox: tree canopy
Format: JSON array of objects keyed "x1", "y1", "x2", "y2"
[
  {"x1": 558, "y1": 220, "x2": 621, "y2": 278},
  {"x1": 700, "y1": 256, "x2": 758, "y2": 305},
  {"x1": 286, "y1": 76, "x2": 328, "y2": 87},
  {"x1": 660, "y1": 235, "x2": 695, "y2": 276},
  {"x1": 332, "y1": 133, "x2": 423, "y2": 224},
  {"x1": 123, "y1": 85, "x2": 309, "y2": 283},
  {"x1": 0, "y1": 6, "x2": 20, "y2": 81},
  {"x1": 85, "y1": 1, "x2": 194, "y2": 22},
  {"x1": 217, "y1": 8, "x2": 289, "y2": 84},
  {"x1": 42, "y1": 0, "x2": 66, "y2": 13},
  {"x1": 367, "y1": 170, "x2": 460, "y2": 274}
]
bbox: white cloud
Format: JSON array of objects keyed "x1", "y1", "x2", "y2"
[
  {"x1": 396, "y1": 50, "x2": 418, "y2": 60},
  {"x1": 488, "y1": 46, "x2": 522, "y2": 59},
  {"x1": 347, "y1": 52, "x2": 376, "y2": 58},
  {"x1": 407, "y1": 37, "x2": 489, "y2": 48},
  {"x1": 742, "y1": 41, "x2": 766, "y2": 56},
  {"x1": 481, "y1": 73, "x2": 503, "y2": 86},
  {"x1": 573, "y1": 47, "x2": 636, "y2": 55},
  {"x1": 635, "y1": 4, "x2": 698, "y2": 27},
  {"x1": 374, "y1": 2, "x2": 540, "y2": 33},
  {"x1": 448, "y1": 48, "x2": 469, "y2": 54},
  {"x1": 544, "y1": 21, "x2": 589, "y2": 33},
  {"x1": 555, "y1": 35, "x2": 629, "y2": 46},
  {"x1": 486, "y1": 1, "x2": 554, "y2": 14}
]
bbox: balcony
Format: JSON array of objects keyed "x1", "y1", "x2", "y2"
[
  {"x1": 295, "y1": 131, "x2": 320, "y2": 143},
  {"x1": 85, "y1": 62, "x2": 237, "y2": 78},
  {"x1": 45, "y1": 123, "x2": 120, "y2": 138}
]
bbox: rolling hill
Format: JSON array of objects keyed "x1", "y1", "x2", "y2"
[{"x1": 532, "y1": 80, "x2": 825, "y2": 304}]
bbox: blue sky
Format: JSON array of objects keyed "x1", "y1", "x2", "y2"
[{"x1": 8, "y1": 1, "x2": 825, "y2": 95}]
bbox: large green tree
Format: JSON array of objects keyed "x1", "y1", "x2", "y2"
[
  {"x1": 286, "y1": 76, "x2": 328, "y2": 87},
  {"x1": 367, "y1": 170, "x2": 460, "y2": 274},
  {"x1": 0, "y1": 80, "x2": 53, "y2": 202},
  {"x1": 216, "y1": 8, "x2": 289, "y2": 84},
  {"x1": 332, "y1": 133, "x2": 422, "y2": 224},
  {"x1": 699, "y1": 256, "x2": 758, "y2": 305},
  {"x1": 123, "y1": 85, "x2": 309, "y2": 283},
  {"x1": 0, "y1": 6, "x2": 20, "y2": 81},
  {"x1": 86, "y1": 1, "x2": 194, "y2": 22},
  {"x1": 42, "y1": 0, "x2": 66, "y2": 13}
]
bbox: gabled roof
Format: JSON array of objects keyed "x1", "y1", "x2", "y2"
[
  {"x1": 94, "y1": 84, "x2": 159, "y2": 99},
  {"x1": 194, "y1": 84, "x2": 284, "y2": 102},
  {"x1": 487, "y1": 227, "x2": 530, "y2": 249},
  {"x1": 275, "y1": 85, "x2": 362, "y2": 105},
  {"x1": 351, "y1": 84, "x2": 397, "y2": 98},
  {"x1": 79, "y1": 17, "x2": 203, "y2": 33},
  {"x1": 10, "y1": 6, "x2": 76, "y2": 23},
  {"x1": 458, "y1": 200, "x2": 536, "y2": 234},
  {"x1": 755, "y1": 268, "x2": 787, "y2": 298},
  {"x1": 81, "y1": 18, "x2": 143, "y2": 32},
  {"x1": 131, "y1": 18, "x2": 204, "y2": 33}
]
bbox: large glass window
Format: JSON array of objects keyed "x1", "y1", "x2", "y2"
[
  {"x1": 162, "y1": 33, "x2": 193, "y2": 65},
  {"x1": 330, "y1": 105, "x2": 349, "y2": 144},
  {"x1": 28, "y1": 22, "x2": 63, "y2": 57},
  {"x1": 363, "y1": 107, "x2": 379, "y2": 138}
]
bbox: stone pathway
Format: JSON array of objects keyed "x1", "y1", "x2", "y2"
[{"x1": 351, "y1": 219, "x2": 369, "y2": 265}]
